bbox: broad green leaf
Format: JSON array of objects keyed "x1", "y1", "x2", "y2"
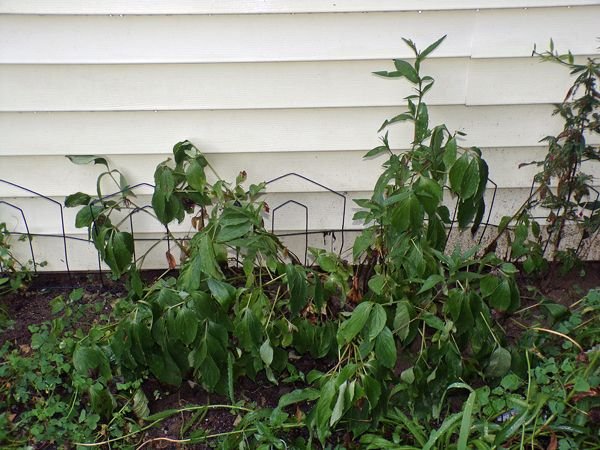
[
  {"x1": 197, "y1": 233, "x2": 223, "y2": 280},
  {"x1": 330, "y1": 381, "x2": 348, "y2": 426},
  {"x1": 424, "y1": 314, "x2": 445, "y2": 331},
  {"x1": 401, "y1": 367, "x2": 415, "y2": 384},
  {"x1": 277, "y1": 388, "x2": 320, "y2": 409},
  {"x1": 447, "y1": 290, "x2": 463, "y2": 322},
  {"x1": 367, "y1": 274, "x2": 386, "y2": 295},
  {"x1": 65, "y1": 192, "x2": 91, "y2": 208},
  {"x1": 542, "y1": 302, "x2": 568, "y2": 319},
  {"x1": 66, "y1": 155, "x2": 109, "y2": 168},
  {"x1": 178, "y1": 254, "x2": 202, "y2": 291},
  {"x1": 188, "y1": 341, "x2": 207, "y2": 369},
  {"x1": 148, "y1": 350, "x2": 182, "y2": 386},
  {"x1": 414, "y1": 177, "x2": 443, "y2": 215},
  {"x1": 449, "y1": 153, "x2": 470, "y2": 195},
  {"x1": 415, "y1": 102, "x2": 429, "y2": 142},
  {"x1": 362, "y1": 375, "x2": 381, "y2": 410},
  {"x1": 132, "y1": 388, "x2": 150, "y2": 419},
  {"x1": 109, "y1": 231, "x2": 134, "y2": 276},
  {"x1": 500, "y1": 262, "x2": 519, "y2": 274},
  {"x1": 186, "y1": 159, "x2": 206, "y2": 191},
  {"x1": 485, "y1": 347, "x2": 511, "y2": 378},
  {"x1": 417, "y1": 274, "x2": 444, "y2": 294},
  {"x1": 470, "y1": 199, "x2": 486, "y2": 235},
  {"x1": 237, "y1": 307, "x2": 261, "y2": 351},
  {"x1": 175, "y1": 306, "x2": 198, "y2": 345},
  {"x1": 315, "y1": 378, "x2": 337, "y2": 443},
  {"x1": 151, "y1": 191, "x2": 167, "y2": 224},
  {"x1": 73, "y1": 345, "x2": 112, "y2": 380},
  {"x1": 207, "y1": 279, "x2": 236, "y2": 309},
  {"x1": 475, "y1": 157, "x2": 489, "y2": 199},
  {"x1": 375, "y1": 327, "x2": 397, "y2": 369},
  {"x1": 259, "y1": 339, "x2": 274, "y2": 367},
  {"x1": 488, "y1": 279, "x2": 511, "y2": 311},
  {"x1": 392, "y1": 192, "x2": 424, "y2": 232},
  {"x1": 393, "y1": 59, "x2": 419, "y2": 83},
  {"x1": 366, "y1": 303, "x2": 387, "y2": 341},
  {"x1": 480, "y1": 275, "x2": 499, "y2": 297},
  {"x1": 457, "y1": 199, "x2": 478, "y2": 229},
  {"x1": 461, "y1": 157, "x2": 481, "y2": 199},
  {"x1": 201, "y1": 355, "x2": 220, "y2": 390},
  {"x1": 89, "y1": 384, "x2": 115, "y2": 419},
  {"x1": 393, "y1": 301, "x2": 411, "y2": 341},
  {"x1": 316, "y1": 253, "x2": 338, "y2": 273},
  {"x1": 286, "y1": 264, "x2": 308, "y2": 315},
  {"x1": 443, "y1": 137, "x2": 457, "y2": 169},
  {"x1": 337, "y1": 302, "x2": 373, "y2": 345},
  {"x1": 508, "y1": 279, "x2": 521, "y2": 312},
  {"x1": 438, "y1": 205, "x2": 452, "y2": 224},
  {"x1": 217, "y1": 222, "x2": 253, "y2": 242},
  {"x1": 75, "y1": 205, "x2": 103, "y2": 228},
  {"x1": 155, "y1": 165, "x2": 175, "y2": 195},
  {"x1": 353, "y1": 228, "x2": 375, "y2": 260}
]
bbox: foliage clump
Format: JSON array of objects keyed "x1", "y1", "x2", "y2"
[
  {"x1": 489, "y1": 42, "x2": 600, "y2": 274},
  {"x1": 1, "y1": 37, "x2": 598, "y2": 449}
]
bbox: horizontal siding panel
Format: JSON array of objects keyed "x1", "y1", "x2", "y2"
[
  {"x1": 1, "y1": 57, "x2": 589, "y2": 112},
  {"x1": 5, "y1": 147, "x2": 597, "y2": 198},
  {"x1": 2, "y1": 105, "x2": 584, "y2": 157},
  {"x1": 471, "y1": 7, "x2": 600, "y2": 58},
  {"x1": 465, "y1": 56, "x2": 591, "y2": 106},
  {"x1": 0, "y1": 12, "x2": 474, "y2": 64},
  {"x1": 2, "y1": 0, "x2": 599, "y2": 14},
  {"x1": 1, "y1": 8, "x2": 597, "y2": 64},
  {"x1": 0, "y1": 59, "x2": 468, "y2": 112}
]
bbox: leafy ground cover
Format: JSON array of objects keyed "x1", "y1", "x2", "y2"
[
  {"x1": 1, "y1": 37, "x2": 599, "y2": 449},
  {"x1": 0, "y1": 267, "x2": 598, "y2": 449}
]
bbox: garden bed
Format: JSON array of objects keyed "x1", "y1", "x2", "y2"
[{"x1": 1, "y1": 264, "x2": 599, "y2": 449}]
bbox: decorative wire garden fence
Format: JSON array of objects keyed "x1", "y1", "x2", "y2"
[{"x1": 9, "y1": 172, "x2": 593, "y2": 288}]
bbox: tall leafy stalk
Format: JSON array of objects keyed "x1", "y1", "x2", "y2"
[{"x1": 488, "y1": 42, "x2": 600, "y2": 273}]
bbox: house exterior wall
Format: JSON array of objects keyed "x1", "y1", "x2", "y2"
[{"x1": 0, "y1": 1, "x2": 599, "y2": 270}]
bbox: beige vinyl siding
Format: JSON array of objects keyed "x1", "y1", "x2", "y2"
[
  {"x1": 0, "y1": 147, "x2": 576, "y2": 198},
  {"x1": 1, "y1": 57, "x2": 591, "y2": 112},
  {"x1": 1, "y1": 2, "x2": 599, "y2": 270},
  {"x1": 3, "y1": 105, "x2": 593, "y2": 157},
  {"x1": 1, "y1": 8, "x2": 598, "y2": 64},
  {"x1": 1, "y1": 0, "x2": 599, "y2": 14}
]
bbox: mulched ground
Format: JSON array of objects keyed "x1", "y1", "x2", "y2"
[{"x1": 1, "y1": 262, "x2": 599, "y2": 448}]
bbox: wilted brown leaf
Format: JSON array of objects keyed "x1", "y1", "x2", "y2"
[
  {"x1": 166, "y1": 251, "x2": 177, "y2": 270},
  {"x1": 547, "y1": 431, "x2": 557, "y2": 450}
]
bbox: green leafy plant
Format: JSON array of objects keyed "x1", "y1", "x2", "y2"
[
  {"x1": 0, "y1": 290, "x2": 143, "y2": 448},
  {"x1": 341, "y1": 35, "x2": 520, "y2": 423},
  {"x1": 0, "y1": 222, "x2": 34, "y2": 298},
  {"x1": 488, "y1": 41, "x2": 600, "y2": 274},
  {"x1": 57, "y1": 36, "x2": 600, "y2": 450}
]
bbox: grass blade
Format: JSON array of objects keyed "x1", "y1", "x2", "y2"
[{"x1": 457, "y1": 391, "x2": 476, "y2": 450}]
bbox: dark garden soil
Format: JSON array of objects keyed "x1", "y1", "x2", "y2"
[{"x1": 1, "y1": 262, "x2": 599, "y2": 449}]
